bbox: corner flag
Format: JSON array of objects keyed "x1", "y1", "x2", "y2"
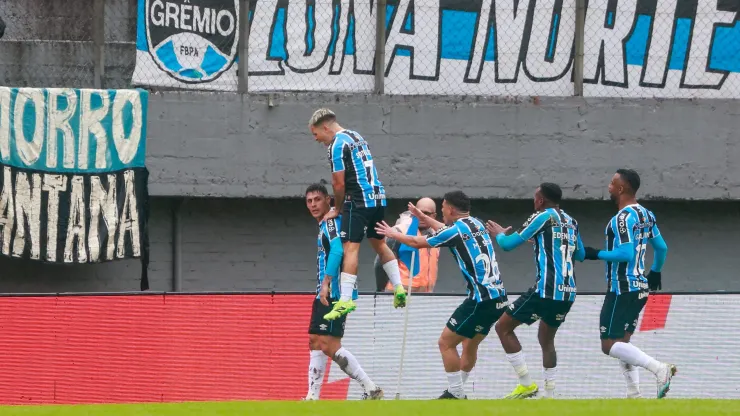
[{"x1": 398, "y1": 216, "x2": 420, "y2": 277}]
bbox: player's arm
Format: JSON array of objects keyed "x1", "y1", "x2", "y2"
[
  {"x1": 646, "y1": 218, "x2": 668, "y2": 290},
  {"x1": 489, "y1": 212, "x2": 549, "y2": 252},
  {"x1": 573, "y1": 232, "x2": 586, "y2": 262},
  {"x1": 319, "y1": 221, "x2": 343, "y2": 303},
  {"x1": 583, "y1": 212, "x2": 633, "y2": 262},
  {"x1": 407, "y1": 203, "x2": 445, "y2": 231},
  {"x1": 375, "y1": 221, "x2": 432, "y2": 248}
]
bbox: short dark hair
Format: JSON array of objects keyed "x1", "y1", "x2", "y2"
[
  {"x1": 443, "y1": 190, "x2": 471, "y2": 213},
  {"x1": 539, "y1": 182, "x2": 562, "y2": 204},
  {"x1": 305, "y1": 183, "x2": 329, "y2": 197},
  {"x1": 616, "y1": 169, "x2": 641, "y2": 194}
]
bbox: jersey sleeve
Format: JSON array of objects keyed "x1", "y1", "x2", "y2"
[
  {"x1": 426, "y1": 224, "x2": 461, "y2": 248},
  {"x1": 323, "y1": 218, "x2": 343, "y2": 278},
  {"x1": 518, "y1": 211, "x2": 550, "y2": 241},
  {"x1": 614, "y1": 210, "x2": 635, "y2": 246},
  {"x1": 324, "y1": 218, "x2": 341, "y2": 241},
  {"x1": 648, "y1": 211, "x2": 661, "y2": 239},
  {"x1": 328, "y1": 138, "x2": 346, "y2": 173}
]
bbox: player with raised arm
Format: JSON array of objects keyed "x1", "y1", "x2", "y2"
[
  {"x1": 375, "y1": 191, "x2": 510, "y2": 400},
  {"x1": 309, "y1": 109, "x2": 406, "y2": 321},
  {"x1": 581, "y1": 169, "x2": 674, "y2": 399},
  {"x1": 304, "y1": 184, "x2": 384, "y2": 401},
  {"x1": 485, "y1": 183, "x2": 585, "y2": 400}
]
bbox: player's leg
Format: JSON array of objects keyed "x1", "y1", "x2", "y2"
[
  {"x1": 318, "y1": 316, "x2": 384, "y2": 400},
  {"x1": 536, "y1": 298, "x2": 573, "y2": 399},
  {"x1": 306, "y1": 300, "x2": 330, "y2": 400},
  {"x1": 458, "y1": 300, "x2": 503, "y2": 391},
  {"x1": 325, "y1": 203, "x2": 366, "y2": 320},
  {"x1": 366, "y1": 206, "x2": 406, "y2": 308},
  {"x1": 460, "y1": 334, "x2": 486, "y2": 387},
  {"x1": 497, "y1": 290, "x2": 539, "y2": 399},
  {"x1": 599, "y1": 291, "x2": 677, "y2": 399},
  {"x1": 437, "y1": 299, "x2": 480, "y2": 399}
]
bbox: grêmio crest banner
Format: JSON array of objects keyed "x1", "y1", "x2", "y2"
[{"x1": 0, "y1": 87, "x2": 151, "y2": 290}]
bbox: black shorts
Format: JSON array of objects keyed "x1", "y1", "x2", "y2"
[
  {"x1": 341, "y1": 201, "x2": 385, "y2": 243},
  {"x1": 447, "y1": 297, "x2": 510, "y2": 339},
  {"x1": 599, "y1": 290, "x2": 649, "y2": 340},
  {"x1": 507, "y1": 287, "x2": 574, "y2": 329},
  {"x1": 308, "y1": 298, "x2": 346, "y2": 338}
]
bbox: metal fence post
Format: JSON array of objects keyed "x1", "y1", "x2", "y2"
[
  {"x1": 238, "y1": 0, "x2": 251, "y2": 93},
  {"x1": 92, "y1": 0, "x2": 106, "y2": 89},
  {"x1": 374, "y1": 0, "x2": 387, "y2": 94},
  {"x1": 573, "y1": 0, "x2": 586, "y2": 96}
]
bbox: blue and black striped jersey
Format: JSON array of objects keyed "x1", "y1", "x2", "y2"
[
  {"x1": 517, "y1": 208, "x2": 582, "y2": 301},
  {"x1": 328, "y1": 130, "x2": 386, "y2": 208},
  {"x1": 604, "y1": 204, "x2": 660, "y2": 294},
  {"x1": 315, "y1": 217, "x2": 354, "y2": 300},
  {"x1": 426, "y1": 217, "x2": 506, "y2": 302}
]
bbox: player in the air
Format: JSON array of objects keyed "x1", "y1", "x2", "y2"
[
  {"x1": 581, "y1": 169, "x2": 674, "y2": 399},
  {"x1": 375, "y1": 191, "x2": 509, "y2": 400},
  {"x1": 309, "y1": 109, "x2": 406, "y2": 321},
  {"x1": 304, "y1": 183, "x2": 384, "y2": 401},
  {"x1": 485, "y1": 183, "x2": 585, "y2": 399}
]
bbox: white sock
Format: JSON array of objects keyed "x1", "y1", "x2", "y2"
[
  {"x1": 461, "y1": 370, "x2": 470, "y2": 384},
  {"x1": 446, "y1": 371, "x2": 465, "y2": 398},
  {"x1": 308, "y1": 350, "x2": 328, "y2": 398},
  {"x1": 543, "y1": 367, "x2": 556, "y2": 397},
  {"x1": 333, "y1": 347, "x2": 377, "y2": 393},
  {"x1": 382, "y1": 260, "x2": 403, "y2": 288},
  {"x1": 608, "y1": 342, "x2": 662, "y2": 375},
  {"x1": 620, "y1": 360, "x2": 641, "y2": 396},
  {"x1": 506, "y1": 351, "x2": 532, "y2": 386},
  {"x1": 339, "y1": 273, "x2": 357, "y2": 302}
]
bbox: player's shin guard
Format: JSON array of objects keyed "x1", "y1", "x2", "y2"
[
  {"x1": 382, "y1": 260, "x2": 402, "y2": 288},
  {"x1": 608, "y1": 342, "x2": 661, "y2": 375},
  {"x1": 333, "y1": 347, "x2": 377, "y2": 394},
  {"x1": 339, "y1": 273, "x2": 357, "y2": 302},
  {"x1": 307, "y1": 350, "x2": 328, "y2": 400},
  {"x1": 506, "y1": 351, "x2": 532, "y2": 386},
  {"x1": 620, "y1": 360, "x2": 641, "y2": 398}
]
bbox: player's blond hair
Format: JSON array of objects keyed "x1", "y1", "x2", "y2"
[{"x1": 308, "y1": 108, "x2": 336, "y2": 127}]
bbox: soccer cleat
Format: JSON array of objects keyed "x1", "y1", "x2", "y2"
[
  {"x1": 393, "y1": 285, "x2": 407, "y2": 308},
  {"x1": 437, "y1": 389, "x2": 466, "y2": 399},
  {"x1": 503, "y1": 383, "x2": 539, "y2": 399},
  {"x1": 302, "y1": 393, "x2": 319, "y2": 401},
  {"x1": 362, "y1": 388, "x2": 384, "y2": 400},
  {"x1": 323, "y1": 299, "x2": 356, "y2": 321},
  {"x1": 656, "y1": 363, "x2": 677, "y2": 399}
]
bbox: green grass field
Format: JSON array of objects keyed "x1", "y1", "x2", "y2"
[{"x1": 1, "y1": 400, "x2": 739, "y2": 416}]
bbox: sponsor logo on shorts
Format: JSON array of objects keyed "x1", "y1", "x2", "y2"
[
  {"x1": 340, "y1": 231, "x2": 347, "y2": 238},
  {"x1": 531, "y1": 314, "x2": 541, "y2": 321},
  {"x1": 555, "y1": 314, "x2": 565, "y2": 321},
  {"x1": 600, "y1": 326, "x2": 607, "y2": 333},
  {"x1": 638, "y1": 291, "x2": 649, "y2": 299},
  {"x1": 449, "y1": 318, "x2": 458, "y2": 326},
  {"x1": 320, "y1": 324, "x2": 327, "y2": 331},
  {"x1": 475, "y1": 325, "x2": 484, "y2": 333},
  {"x1": 497, "y1": 299, "x2": 513, "y2": 309}
]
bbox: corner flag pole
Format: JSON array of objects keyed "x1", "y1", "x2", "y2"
[{"x1": 394, "y1": 250, "x2": 415, "y2": 400}]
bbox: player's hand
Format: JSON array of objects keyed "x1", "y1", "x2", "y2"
[
  {"x1": 407, "y1": 202, "x2": 424, "y2": 218},
  {"x1": 584, "y1": 246, "x2": 601, "y2": 260},
  {"x1": 485, "y1": 220, "x2": 511, "y2": 236},
  {"x1": 647, "y1": 270, "x2": 662, "y2": 291},
  {"x1": 322, "y1": 207, "x2": 339, "y2": 221},
  {"x1": 319, "y1": 283, "x2": 331, "y2": 306},
  {"x1": 374, "y1": 220, "x2": 397, "y2": 238}
]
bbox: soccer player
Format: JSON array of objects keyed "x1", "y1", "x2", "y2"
[
  {"x1": 375, "y1": 190, "x2": 509, "y2": 400},
  {"x1": 485, "y1": 183, "x2": 585, "y2": 399},
  {"x1": 304, "y1": 183, "x2": 384, "y2": 401},
  {"x1": 309, "y1": 109, "x2": 406, "y2": 320},
  {"x1": 581, "y1": 169, "x2": 674, "y2": 399}
]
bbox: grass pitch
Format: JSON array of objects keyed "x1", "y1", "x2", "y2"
[{"x1": 1, "y1": 399, "x2": 739, "y2": 416}]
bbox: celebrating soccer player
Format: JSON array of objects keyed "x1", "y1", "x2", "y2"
[
  {"x1": 375, "y1": 191, "x2": 509, "y2": 400},
  {"x1": 581, "y1": 169, "x2": 675, "y2": 399},
  {"x1": 309, "y1": 109, "x2": 407, "y2": 321},
  {"x1": 486, "y1": 183, "x2": 584, "y2": 399},
  {"x1": 304, "y1": 184, "x2": 383, "y2": 401}
]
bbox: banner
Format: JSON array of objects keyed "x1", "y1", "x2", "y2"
[
  {"x1": 0, "y1": 88, "x2": 150, "y2": 290},
  {"x1": 0, "y1": 293, "x2": 735, "y2": 404},
  {"x1": 133, "y1": 0, "x2": 740, "y2": 98}
]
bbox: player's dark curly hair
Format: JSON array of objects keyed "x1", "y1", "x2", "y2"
[
  {"x1": 305, "y1": 183, "x2": 329, "y2": 197},
  {"x1": 539, "y1": 182, "x2": 562, "y2": 204},
  {"x1": 616, "y1": 168, "x2": 641, "y2": 194},
  {"x1": 443, "y1": 190, "x2": 471, "y2": 213}
]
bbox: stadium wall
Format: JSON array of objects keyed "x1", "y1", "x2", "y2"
[
  {"x1": 0, "y1": 292, "x2": 732, "y2": 404},
  {"x1": 0, "y1": 198, "x2": 737, "y2": 294}
]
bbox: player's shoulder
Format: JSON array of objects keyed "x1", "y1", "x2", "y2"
[
  {"x1": 433, "y1": 222, "x2": 461, "y2": 236},
  {"x1": 522, "y1": 209, "x2": 551, "y2": 227},
  {"x1": 321, "y1": 216, "x2": 341, "y2": 234}
]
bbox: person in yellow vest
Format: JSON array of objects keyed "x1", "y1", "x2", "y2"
[{"x1": 374, "y1": 198, "x2": 441, "y2": 293}]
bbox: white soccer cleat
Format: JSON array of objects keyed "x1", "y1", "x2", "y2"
[
  {"x1": 656, "y1": 363, "x2": 677, "y2": 399},
  {"x1": 302, "y1": 393, "x2": 319, "y2": 401}
]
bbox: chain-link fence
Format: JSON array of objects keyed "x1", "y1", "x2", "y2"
[{"x1": 2, "y1": 0, "x2": 739, "y2": 98}]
